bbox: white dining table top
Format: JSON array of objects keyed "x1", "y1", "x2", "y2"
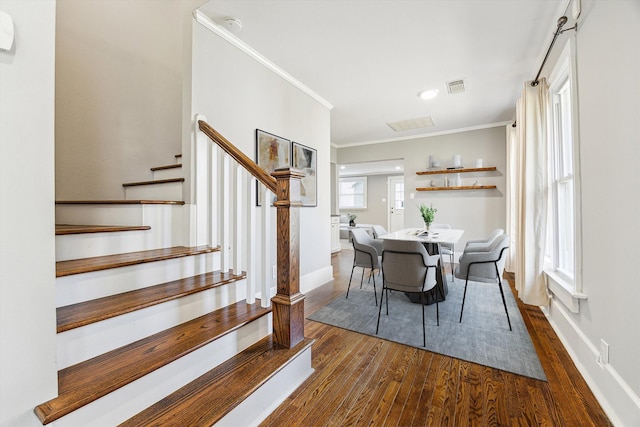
[{"x1": 379, "y1": 228, "x2": 464, "y2": 244}]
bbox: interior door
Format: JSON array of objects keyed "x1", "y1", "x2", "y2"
[{"x1": 388, "y1": 176, "x2": 404, "y2": 232}]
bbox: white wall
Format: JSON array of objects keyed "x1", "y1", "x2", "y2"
[
  {"x1": 190, "y1": 18, "x2": 332, "y2": 288},
  {"x1": 337, "y1": 126, "x2": 507, "y2": 250},
  {"x1": 55, "y1": 0, "x2": 187, "y2": 200},
  {"x1": 541, "y1": 1, "x2": 640, "y2": 425},
  {"x1": 0, "y1": 1, "x2": 58, "y2": 425}
]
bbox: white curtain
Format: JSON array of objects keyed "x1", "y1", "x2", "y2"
[
  {"x1": 505, "y1": 124, "x2": 517, "y2": 273},
  {"x1": 507, "y1": 79, "x2": 550, "y2": 306}
]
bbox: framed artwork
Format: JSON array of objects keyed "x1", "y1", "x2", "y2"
[
  {"x1": 256, "y1": 129, "x2": 290, "y2": 206},
  {"x1": 292, "y1": 142, "x2": 317, "y2": 207}
]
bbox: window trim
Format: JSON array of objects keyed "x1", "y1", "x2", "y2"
[
  {"x1": 338, "y1": 176, "x2": 368, "y2": 210},
  {"x1": 544, "y1": 37, "x2": 584, "y2": 304}
]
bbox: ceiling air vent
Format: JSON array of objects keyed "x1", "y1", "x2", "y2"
[
  {"x1": 447, "y1": 79, "x2": 466, "y2": 94},
  {"x1": 387, "y1": 116, "x2": 435, "y2": 132}
]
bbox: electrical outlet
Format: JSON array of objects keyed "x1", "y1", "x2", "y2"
[
  {"x1": 599, "y1": 339, "x2": 609, "y2": 365},
  {"x1": 272, "y1": 265, "x2": 277, "y2": 280}
]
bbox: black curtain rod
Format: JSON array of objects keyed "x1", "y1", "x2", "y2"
[{"x1": 531, "y1": 16, "x2": 577, "y2": 87}]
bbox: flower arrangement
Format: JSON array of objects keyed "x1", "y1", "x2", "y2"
[
  {"x1": 347, "y1": 213, "x2": 357, "y2": 226},
  {"x1": 419, "y1": 204, "x2": 437, "y2": 228}
]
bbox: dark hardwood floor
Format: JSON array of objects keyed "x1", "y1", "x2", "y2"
[{"x1": 260, "y1": 246, "x2": 612, "y2": 427}]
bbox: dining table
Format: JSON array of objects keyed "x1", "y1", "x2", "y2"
[{"x1": 378, "y1": 228, "x2": 464, "y2": 305}]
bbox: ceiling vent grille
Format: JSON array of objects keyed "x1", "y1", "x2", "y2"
[
  {"x1": 447, "y1": 79, "x2": 466, "y2": 94},
  {"x1": 387, "y1": 116, "x2": 435, "y2": 132}
]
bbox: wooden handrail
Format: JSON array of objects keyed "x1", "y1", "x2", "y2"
[
  {"x1": 198, "y1": 120, "x2": 277, "y2": 193},
  {"x1": 198, "y1": 119, "x2": 305, "y2": 349}
]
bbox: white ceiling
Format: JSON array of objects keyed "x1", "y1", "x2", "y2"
[{"x1": 199, "y1": 0, "x2": 565, "y2": 147}]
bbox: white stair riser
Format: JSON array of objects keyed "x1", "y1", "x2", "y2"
[
  {"x1": 56, "y1": 252, "x2": 220, "y2": 306},
  {"x1": 56, "y1": 203, "x2": 187, "y2": 229},
  {"x1": 124, "y1": 182, "x2": 183, "y2": 201},
  {"x1": 50, "y1": 315, "x2": 271, "y2": 427},
  {"x1": 56, "y1": 229, "x2": 182, "y2": 261},
  {"x1": 57, "y1": 280, "x2": 249, "y2": 369},
  {"x1": 218, "y1": 346, "x2": 313, "y2": 427},
  {"x1": 153, "y1": 168, "x2": 183, "y2": 180}
]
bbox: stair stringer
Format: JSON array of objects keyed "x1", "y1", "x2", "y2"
[
  {"x1": 57, "y1": 278, "x2": 248, "y2": 369},
  {"x1": 48, "y1": 314, "x2": 271, "y2": 427}
]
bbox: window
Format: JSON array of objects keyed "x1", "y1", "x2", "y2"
[
  {"x1": 546, "y1": 41, "x2": 579, "y2": 289},
  {"x1": 339, "y1": 176, "x2": 367, "y2": 209}
]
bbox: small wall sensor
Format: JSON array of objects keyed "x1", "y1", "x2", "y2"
[{"x1": 223, "y1": 17, "x2": 242, "y2": 33}]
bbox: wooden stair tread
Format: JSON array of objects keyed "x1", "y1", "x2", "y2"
[
  {"x1": 120, "y1": 336, "x2": 314, "y2": 427},
  {"x1": 55, "y1": 224, "x2": 151, "y2": 235},
  {"x1": 56, "y1": 246, "x2": 219, "y2": 277},
  {"x1": 57, "y1": 270, "x2": 245, "y2": 332},
  {"x1": 122, "y1": 178, "x2": 185, "y2": 187},
  {"x1": 56, "y1": 200, "x2": 185, "y2": 205},
  {"x1": 35, "y1": 300, "x2": 271, "y2": 425},
  {"x1": 150, "y1": 163, "x2": 182, "y2": 171}
]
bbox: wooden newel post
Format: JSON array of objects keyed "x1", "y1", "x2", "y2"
[{"x1": 271, "y1": 167, "x2": 306, "y2": 348}]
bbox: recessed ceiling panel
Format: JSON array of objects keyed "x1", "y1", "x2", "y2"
[{"x1": 387, "y1": 116, "x2": 435, "y2": 132}]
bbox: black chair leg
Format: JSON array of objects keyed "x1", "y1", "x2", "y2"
[
  {"x1": 372, "y1": 272, "x2": 378, "y2": 306},
  {"x1": 419, "y1": 291, "x2": 426, "y2": 347},
  {"x1": 494, "y1": 262, "x2": 512, "y2": 331},
  {"x1": 375, "y1": 285, "x2": 386, "y2": 335},
  {"x1": 459, "y1": 276, "x2": 470, "y2": 323},
  {"x1": 360, "y1": 268, "x2": 364, "y2": 289},
  {"x1": 385, "y1": 282, "x2": 389, "y2": 315},
  {"x1": 346, "y1": 265, "x2": 356, "y2": 299},
  {"x1": 497, "y1": 279, "x2": 512, "y2": 331},
  {"x1": 450, "y1": 253, "x2": 455, "y2": 282}
]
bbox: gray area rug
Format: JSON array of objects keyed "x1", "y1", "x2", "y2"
[{"x1": 308, "y1": 277, "x2": 546, "y2": 381}]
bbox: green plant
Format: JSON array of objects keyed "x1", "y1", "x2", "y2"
[
  {"x1": 419, "y1": 203, "x2": 437, "y2": 224},
  {"x1": 347, "y1": 213, "x2": 357, "y2": 221}
]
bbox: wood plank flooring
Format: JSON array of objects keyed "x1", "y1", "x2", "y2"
[{"x1": 260, "y1": 247, "x2": 612, "y2": 427}]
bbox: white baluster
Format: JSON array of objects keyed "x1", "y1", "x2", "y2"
[
  {"x1": 260, "y1": 185, "x2": 271, "y2": 308},
  {"x1": 220, "y1": 154, "x2": 231, "y2": 273},
  {"x1": 246, "y1": 175, "x2": 256, "y2": 304},
  {"x1": 229, "y1": 162, "x2": 238, "y2": 274}
]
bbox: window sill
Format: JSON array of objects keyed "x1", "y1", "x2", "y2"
[{"x1": 544, "y1": 269, "x2": 587, "y2": 313}]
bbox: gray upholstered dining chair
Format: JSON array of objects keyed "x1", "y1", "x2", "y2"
[
  {"x1": 377, "y1": 239, "x2": 440, "y2": 347},
  {"x1": 371, "y1": 224, "x2": 388, "y2": 239},
  {"x1": 347, "y1": 228, "x2": 382, "y2": 305},
  {"x1": 464, "y1": 228, "x2": 504, "y2": 252},
  {"x1": 455, "y1": 233, "x2": 512, "y2": 331},
  {"x1": 431, "y1": 223, "x2": 455, "y2": 282}
]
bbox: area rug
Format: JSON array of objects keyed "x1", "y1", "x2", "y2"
[{"x1": 308, "y1": 278, "x2": 546, "y2": 381}]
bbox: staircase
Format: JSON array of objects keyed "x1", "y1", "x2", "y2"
[{"x1": 38, "y1": 147, "x2": 314, "y2": 426}]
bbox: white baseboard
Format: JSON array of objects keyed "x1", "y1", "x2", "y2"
[
  {"x1": 544, "y1": 299, "x2": 640, "y2": 426},
  {"x1": 300, "y1": 266, "x2": 333, "y2": 294}
]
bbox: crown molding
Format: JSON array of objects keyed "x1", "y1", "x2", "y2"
[{"x1": 193, "y1": 10, "x2": 333, "y2": 111}]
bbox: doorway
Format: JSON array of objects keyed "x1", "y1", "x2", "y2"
[{"x1": 387, "y1": 176, "x2": 404, "y2": 232}]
